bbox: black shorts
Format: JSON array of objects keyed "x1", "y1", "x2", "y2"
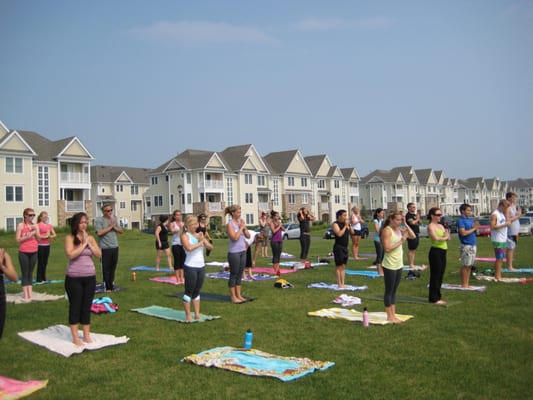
[
  {"x1": 407, "y1": 235, "x2": 419, "y2": 251},
  {"x1": 351, "y1": 230, "x2": 362, "y2": 237}
]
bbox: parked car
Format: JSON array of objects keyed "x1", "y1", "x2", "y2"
[
  {"x1": 282, "y1": 223, "x2": 300, "y2": 240},
  {"x1": 418, "y1": 224, "x2": 429, "y2": 238},
  {"x1": 440, "y1": 216, "x2": 457, "y2": 233},
  {"x1": 324, "y1": 223, "x2": 369, "y2": 239},
  {"x1": 518, "y1": 217, "x2": 532, "y2": 236},
  {"x1": 476, "y1": 217, "x2": 491, "y2": 237}
]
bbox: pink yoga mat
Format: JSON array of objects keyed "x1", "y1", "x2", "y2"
[
  {"x1": 475, "y1": 257, "x2": 507, "y2": 262},
  {"x1": 252, "y1": 267, "x2": 295, "y2": 275},
  {"x1": 149, "y1": 276, "x2": 183, "y2": 285}
]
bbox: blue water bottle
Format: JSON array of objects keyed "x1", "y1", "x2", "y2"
[{"x1": 244, "y1": 329, "x2": 253, "y2": 349}]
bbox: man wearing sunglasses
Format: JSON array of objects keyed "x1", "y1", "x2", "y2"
[{"x1": 95, "y1": 204, "x2": 123, "y2": 292}]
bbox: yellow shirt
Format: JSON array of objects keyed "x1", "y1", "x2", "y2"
[
  {"x1": 382, "y1": 226, "x2": 403, "y2": 270},
  {"x1": 431, "y1": 227, "x2": 448, "y2": 250}
]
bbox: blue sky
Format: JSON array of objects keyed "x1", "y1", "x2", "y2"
[{"x1": 1, "y1": 0, "x2": 532, "y2": 180}]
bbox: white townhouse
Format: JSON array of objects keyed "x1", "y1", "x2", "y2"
[
  {"x1": 90, "y1": 165, "x2": 151, "y2": 230},
  {"x1": 508, "y1": 178, "x2": 533, "y2": 210},
  {"x1": 0, "y1": 119, "x2": 94, "y2": 230}
]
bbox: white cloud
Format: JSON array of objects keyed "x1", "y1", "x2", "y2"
[
  {"x1": 293, "y1": 16, "x2": 392, "y2": 31},
  {"x1": 128, "y1": 20, "x2": 278, "y2": 45}
]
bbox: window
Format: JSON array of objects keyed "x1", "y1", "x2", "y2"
[
  {"x1": 226, "y1": 177, "x2": 234, "y2": 206},
  {"x1": 301, "y1": 193, "x2": 309, "y2": 205},
  {"x1": 131, "y1": 201, "x2": 138, "y2": 211},
  {"x1": 116, "y1": 184, "x2": 123, "y2": 192},
  {"x1": 245, "y1": 193, "x2": 254, "y2": 204},
  {"x1": 5, "y1": 217, "x2": 23, "y2": 232},
  {"x1": 334, "y1": 195, "x2": 340, "y2": 204},
  {"x1": 154, "y1": 195, "x2": 163, "y2": 207},
  {"x1": 151, "y1": 177, "x2": 158, "y2": 185},
  {"x1": 131, "y1": 185, "x2": 139, "y2": 195},
  {"x1": 301, "y1": 177, "x2": 308, "y2": 187},
  {"x1": 120, "y1": 201, "x2": 126, "y2": 209},
  {"x1": 288, "y1": 194, "x2": 296, "y2": 204},
  {"x1": 245, "y1": 213, "x2": 255, "y2": 225},
  {"x1": 317, "y1": 179, "x2": 325, "y2": 189},
  {"x1": 287, "y1": 176, "x2": 295, "y2": 187},
  {"x1": 38, "y1": 166, "x2": 50, "y2": 207},
  {"x1": 244, "y1": 174, "x2": 253, "y2": 184},
  {"x1": 5, "y1": 157, "x2": 23, "y2": 173},
  {"x1": 334, "y1": 180, "x2": 340, "y2": 189},
  {"x1": 170, "y1": 194, "x2": 174, "y2": 206},
  {"x1": 6, "y1": 186, "x2": 23, "y2": 202},
  {"x1": 186, "y1": 173, "x2": 191, "y2": 184},
  {"x1": 257, "y1": 175, "x2": 265, "y2": 186}
]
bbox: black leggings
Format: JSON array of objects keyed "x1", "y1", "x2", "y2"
[
  {"x1": 37, "y1": 245, "x2": 51, "y2": 282},
  {"x1": 383, "y1": 268, "x2": 402, "y2": 307},
  {"x1": 0, "y1": 277, "x2": 5, "y2": 338},
  {"x1": 101, "y1": 247, "x2": 119, "y2": 291},
  {"x1": 65, "y1": 275, "x2": 96, "y2": 325},
  {"x1": 184, "y1": 266, "x2": 205, "y2": 300},
  {"x1": 299, "y1": 234, "x2": 311, "y2": 260},
  {"x1": 428, "y1": 247, "x2": 447, "y2": 303}
]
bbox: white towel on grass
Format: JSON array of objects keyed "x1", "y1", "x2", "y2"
[{"x1": 18, "y1": 324, "x2": 129, "y2": 357}]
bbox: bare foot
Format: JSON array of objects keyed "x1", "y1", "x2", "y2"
[
  {"x1": 194, "y1": 314, "x2": 200, "y2": 320},
  {"x1": 434, "y1": 300, "x2": 447, "y2": 306},
  {"x1": 73, "y1": 339, "x2": 84, "y2": 346},
  {"x1": 508, "y1": 266, "x2": 517, "y2": 271}
]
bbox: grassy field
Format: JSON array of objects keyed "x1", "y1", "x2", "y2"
[{"x1": 1, "y1": 228, "x2": 532, "y2": 400}]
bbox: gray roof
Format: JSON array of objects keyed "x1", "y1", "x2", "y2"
[
  {"x1": 18, "y1": 130, "x2": 77, "y2": 161},
  {"x1": 91, "y1": 165, "x2": 151, "y2": 184}
]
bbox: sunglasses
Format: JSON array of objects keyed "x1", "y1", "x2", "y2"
[
  {"x1": 434, "y1": 214, "x2": 442, "y2": 217},
  {"x1": 27, "y1": 214, "x2": 35, "y2": 217},
  {"x1": 104, "y1": 209, "x2": 113, "y2": 212}
]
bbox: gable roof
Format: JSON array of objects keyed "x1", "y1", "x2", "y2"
[
  {"x1": 17, "y1": 130, "x2": 94, "y2": 161},
  {"x1": 91, "y1": 165, "x2": 151, "y2": 184}
]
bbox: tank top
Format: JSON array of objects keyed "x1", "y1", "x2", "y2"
[
  {"x1": 66, "y1": 245, "x2": 96, "y2": 277},
  {"x1": 19, "y1": 224, "x2": 38, "y2": 253},
  {"x1": 228, "y1": 220, "x2": 246, "y2": 253},
  {"x1": 430, "y1": 227, "x2": 448, "y2": 250},
  {"x1": 184, "y1": 233, "x2": 204, "y2": 268},
  {"x1": 333, "y1": 221, "x2": 350, "y2": 248},
  {"x1": 171, "y1": 221, "x2": 183, "y2": 245},
  {"x1": 382, "y1": 226, "x2": 403, "y2": 270},
  {"x1": 38, "y1": 222, "x2": 53, "y2": 246}
]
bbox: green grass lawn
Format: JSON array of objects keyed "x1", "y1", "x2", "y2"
[{"x1": 1, "y1": 229, "x2": 532, "y2": 400}]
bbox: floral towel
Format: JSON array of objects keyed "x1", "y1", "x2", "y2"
[
  {"x1": 0, "y1": 375, "x2": 48, "y2": 399},
  {"x1": 308, "y1": 307, "x2": 414, "y2": 325},
  {"x1": 182, "y1": 346, "x2": 334, "y2": 381}
]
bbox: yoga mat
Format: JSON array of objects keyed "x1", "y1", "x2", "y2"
[
  {"x1": 345, "y1": 270, "x2": 381, "y2": 278},
  {"x1": 308, "y1": 307, "x2": 414, "y2": 325},
  {"x1": 206, "y1": 272, "x2": 275, "y2": 281},
  {"x1": 18, "y1": 324, "x2": 129, "y2": 357},
  {"x1": 149, "y1": 276, "x2": 183, "y2": 285},
  {"x1": 280, "y1": 252, "x2": 295, "y2": 258},
  {"x1": 474, "y1": 276, "x2": 530, "y2": 284},
  {"x1": 502, "y1": 268, "x2": 533, "y2": 274},
  {"x1": 440, "y1": 283, "x2": 487, "y2": 291},
  {"x1": 252, "y1": 267, "x2": 295, "y2": 275},
  {"x1": 95, "y1": 283, "x2": 123, "y2": 293},
  {"x1": 167, "y1": 293, "x2": 256, "y2": 302},
  {"x1": 307, "y1": 282, "x2": 368, "y2": 292},
  {"x1": 5, "y1": 278, "x2": 64, "y2": 285},
  {"x1": 362, "y1": 293, "x2": 462, "y2": 306},
  {"x1": 278, "y1": 261, "x2": 329, "y2": 268},
  {"x1": 182, "y1": 346, "x2": 334, "y2": 381},
  {"x1": 6, "y1": 292, "x2": 65, "y2": 304},
  {"x1": 131, "y1": 305, "x2": 220, "y2": 323},
  {"x1": 475, "y1": 257, "x2": 506, "y2": 263},
  {"x1": 131, "y1": 266, "x2": 173, "y2": 272},
  {"x1": 0, "y1": 375, "x2": 48, "y2": 399}
]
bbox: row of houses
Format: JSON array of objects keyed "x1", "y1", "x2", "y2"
[{"x1": 1, "y1": 118, "x2": 532, "y2": 231}]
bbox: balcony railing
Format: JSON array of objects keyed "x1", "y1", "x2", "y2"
[
  {"x1": 198, "y1": 180, "x2": 224, "y2": 191},
  {"x1": 65, "y1": 201, "x2": 85, "y2": 212},
  {"x1": 60, "y1": 172, "x2": 90, "y2": 184}
]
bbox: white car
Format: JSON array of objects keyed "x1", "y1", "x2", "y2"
[
  {"x1": 519, "y1": 217, "x2": 532, "y2": 236},
  {"x1": 418, "y1": 224, "x2": 429, "y2": 238},
  {"x1": 282, "y1": 223, "x2": 300, "y2": 240}
]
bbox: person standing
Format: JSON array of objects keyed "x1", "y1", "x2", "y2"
[
  {"x1": 180, "y1": 215, "x2": 212, "y2": 322},
  {"x1": 405, "y1": 203, "x2": 422, "y2": 270},
  {"x1": 372, "y1": 208, "x2": 385, "y2": 276},
  {"x1": 490, "y1": 199, "x2": 511, "y2": 281},
  {"x1": 196, "y1": 214, "x2": 213, "y2": 256},
  {"x1": 258, "y1": 211, "x2": 269, "y2": 258},
  {"x1": 427, "y1": 207, "x2": 450, "y2": 305},
  {"x1": 16, "y1": 208, "x2": 41, "y2": 301},
  {"x1": 225, "y1": 205, "x2": 250, "y2": 303},
  {"x1": 95, "y1": 204, "x2": 123, "y2": 292},
  {"x1": 350, "y1": 206, "x2": 366, "y2": 260},
  {"x1": 268, "y1": 210, "x2": 284, "y2": 277},
  {"x1": 505, "y1": 192, "x2": 522, "y2": 271},
  {"x1": 0, "y1": 248, "x2": 18, "y2": 339},
  {"x1": 36, "y1": 211, "x2": 57, "y2": 283},
  {"x1": 381, "y1": 211, "x2": 415, "y2": 322},
  {"x1": 332, "y1": 209, "x2": 353, "y2": 289},
  {"x1": 457, "y1": 203, "x2": 479, "y2": 288},
  {"x1": 154, "y1": 215, "x2": 172, "y2": 271},
  {"x1": 170, "y1": 210, "x2": 185, "y2": 284},
  {"x1": 64, "y1": 212, "x2": 101, "y2": 346},
  {"x1": 297, "y1": 207, "x2": 316, "y2": 264}
]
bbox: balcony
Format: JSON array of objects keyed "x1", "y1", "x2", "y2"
[
  {"x1": 198, "y1": 180, "x2": 224, "y2": 191},
  {"x1": 65, "y1": 201, "x2": 86, "y2": 212},
  {"x1": 60, "y1": 172, "x2": 90, "y2": 185}
]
